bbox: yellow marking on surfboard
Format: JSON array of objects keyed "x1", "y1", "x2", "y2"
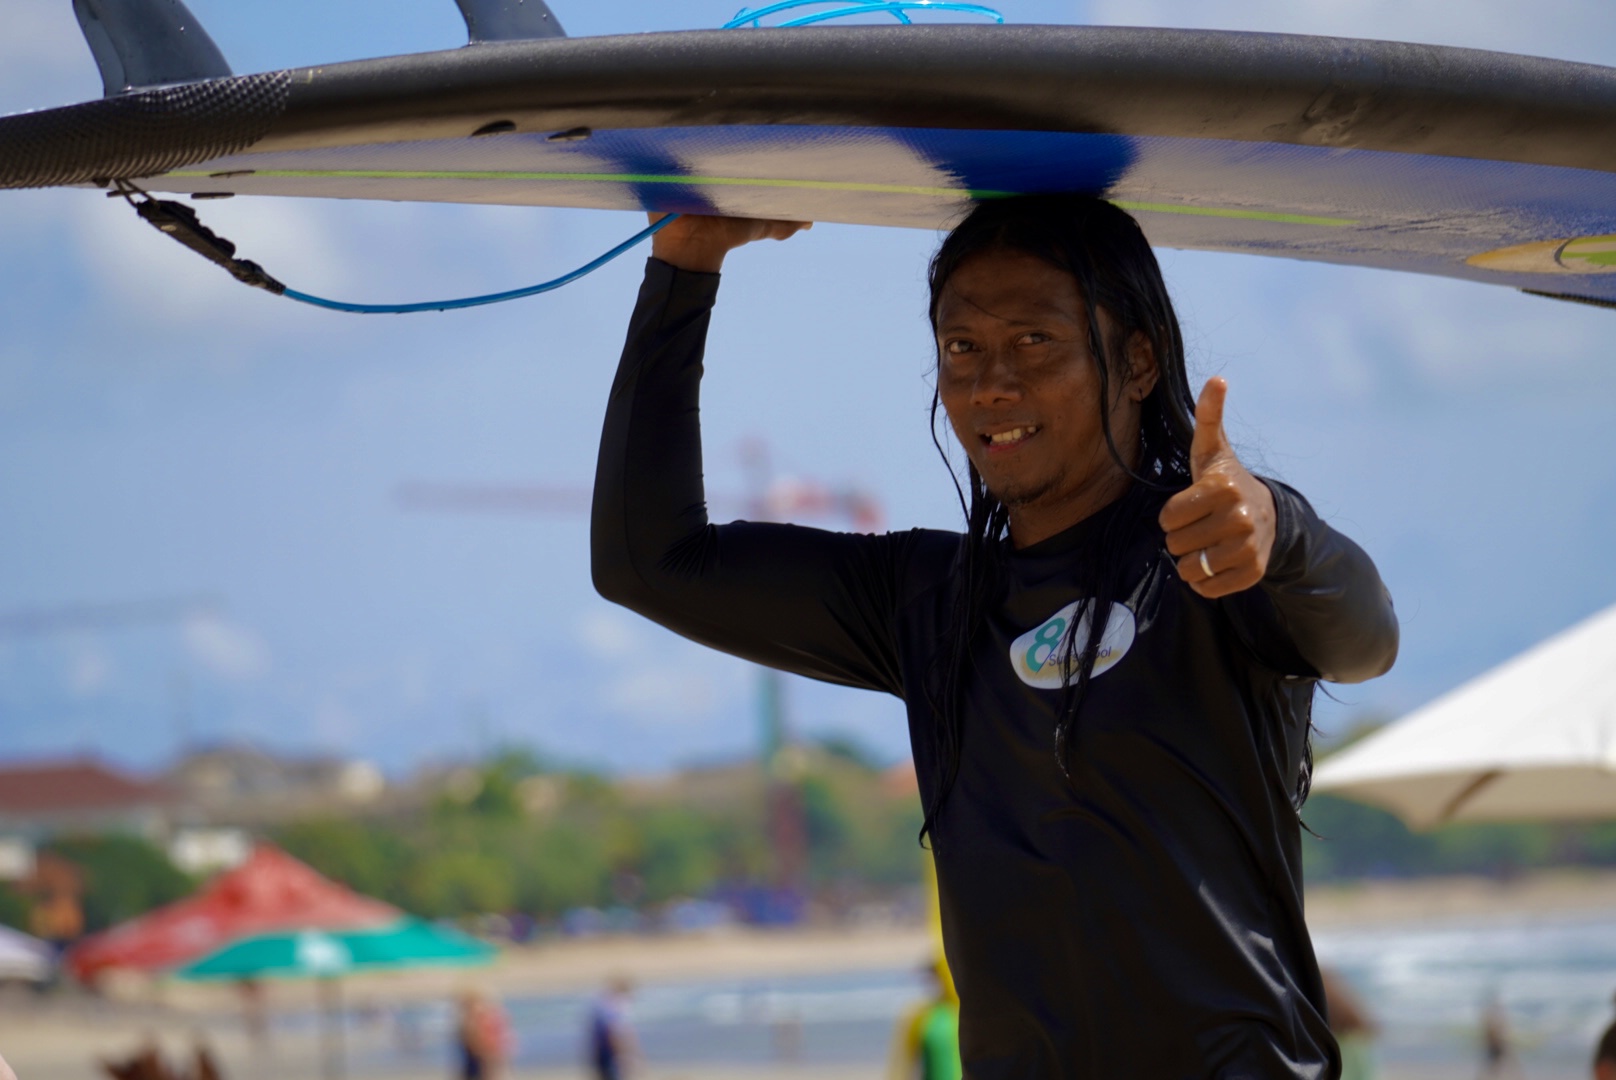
[
  {"x1": 1467, "y1": 234, "x2": 1616, "y2": 274},
  {"x1": 169, "y1": 169, "x2": 1359, "y2": 226}
]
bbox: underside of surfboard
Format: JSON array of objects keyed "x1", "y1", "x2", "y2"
[{"x1": 4, "y1": 3, "x2": 1616, "y2": 306}]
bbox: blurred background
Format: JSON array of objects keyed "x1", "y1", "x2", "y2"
[{"x1": 2, "y1": 0, "x2": 1616, "y2": 1078}]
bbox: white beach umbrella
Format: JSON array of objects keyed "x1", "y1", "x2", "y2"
[
  {"x1": 1311, "y1": 602, "x2": 1616, "y2": 830},
  {"x1": 0, "y1": 924, "x2": 53, "y2": 982}
]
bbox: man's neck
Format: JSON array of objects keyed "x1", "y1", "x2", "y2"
[{"x1": 1006, "y1": 466, "x2": 1133, "y2": 550}]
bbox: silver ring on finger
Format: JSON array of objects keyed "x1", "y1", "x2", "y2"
[{"x1": 1198, "y1": 549, "x2": 1215, "y2": 580}]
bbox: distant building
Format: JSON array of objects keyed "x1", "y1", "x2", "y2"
[
  {"x1": 0, "y1": 759, "x2": 172, "y2": 843},
  {"x1": 0, "y1": 759, "x2": 174, "y2": 905},
  {"x1": 0, "y1": 837, "x2": 35, "y2": 881},
  {"x1": 618, "y1": 758, "x2": 765, "y2": 811},
  {"x1": 167, "y1": 826, "x2": 253, "y2": 875},
  {"x1": 165, "y1": 744, "x2": 393, "y2": 826}
]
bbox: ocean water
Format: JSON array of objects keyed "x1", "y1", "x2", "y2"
[
  {"x1": 1314, "y1": 912, "x2": 1616, "y2": 1074},
  {"x1": 372, "y1": 967, "x2": 926, "y2": 1071},
  {"x1": 366, "y1": 914, "x2": 1616, "y2": 1075}
]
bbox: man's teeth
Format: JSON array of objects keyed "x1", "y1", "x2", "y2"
[{"x1": 988, "y1": 426, "x2": 1037, "y2": 446}]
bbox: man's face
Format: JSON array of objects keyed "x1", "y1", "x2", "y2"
[{"x1": 934, "y1": 249, "x2": 1151, "y2": 516}]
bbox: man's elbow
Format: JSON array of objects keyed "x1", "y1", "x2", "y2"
[
  {"x1": 1325, "y1": 603, "x2": 1400, "y2": 685},
  {"x1": 591, "y1": 549, "x2": 641, "y2": 611},
  {"x1": 591, "y1": 532, "x2": 673, "y2": 622}
]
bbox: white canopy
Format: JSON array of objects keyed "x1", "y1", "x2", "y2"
[
  {"x1": 1311, "y1": 601, "x2": 1616, "y2": 830},
  {"x1": 0, "y1": 924, "x2": 52, "y2": 982}
]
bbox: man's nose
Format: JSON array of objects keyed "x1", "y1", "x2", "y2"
[{"x1": 971, "y1": 351, "x2": 1022, "y2": 406}]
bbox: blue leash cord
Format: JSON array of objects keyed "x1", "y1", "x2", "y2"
[
  {"x1": 283, "y1": 215, "x2": 678, "y2": 314},
  {"x1": 134, "y1": 0, "x2": 1002, "y2": 314},
  {"x1": 724, "y1": 1, "x2": 1003, "y2": 28}
]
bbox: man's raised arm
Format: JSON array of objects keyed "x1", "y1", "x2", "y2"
[{"x1": 590, "y1": 218, "x2": 912, "y2": 696}]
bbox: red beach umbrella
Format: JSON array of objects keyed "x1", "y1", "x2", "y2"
[{"x1": 66, "y1": 843, "x2": 397, "y2": 982}]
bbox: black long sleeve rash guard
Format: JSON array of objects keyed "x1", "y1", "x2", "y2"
[{"x1": 592, "y1": 259, "x2": 1399, "y2": 1080}]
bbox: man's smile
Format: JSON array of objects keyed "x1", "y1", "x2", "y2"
[{"x1": 981, "y1": 424, "x2": 1041, "y2": 453}]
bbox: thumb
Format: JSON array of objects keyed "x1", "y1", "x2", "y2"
[{"x1": 1190, "y1": 376, "x2": 1232, "y2": 479}]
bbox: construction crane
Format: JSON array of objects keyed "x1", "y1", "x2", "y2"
[
  {"x1": 0, "y1": 592, "x2": 223, "y2": 781},
  {"x1": 0, "y1": 594, "x2": 220, "y2": 638},
  {"x1": 395, "y1": 441, "x2": 883, "y2": 904}
]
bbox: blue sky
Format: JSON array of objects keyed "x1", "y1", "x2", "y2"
[{"x1": 1, "y1": 0, "x2": 1613, "y2": 777}]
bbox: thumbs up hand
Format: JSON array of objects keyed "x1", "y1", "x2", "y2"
[{"x1": 1157, "y1": 377, "x2": 1277, "y2": 599}]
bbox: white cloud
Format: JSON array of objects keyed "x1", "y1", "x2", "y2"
[
  {"x1": 595, "y1": 644, "x2": 759, "y2": 732},
  {"x1": 1160, "y1": 249, "x2": 1616, "y2": 409},
  {"x1": 1337, "y1": 276, "x2": 1614, "y2": 393},
  {"x1": 183, "y1": 614, "x2": 271, "y2": 680},
  {"x1": 67, "y1": 644, "x2": 111, "y2": 697},
  {"x1": 35, "y1": 187, "x2": 568, "y2": 367},
  {"x1": 579, "y1": 609, "x2": 638, "y2": 658},
  {"x1": 312, "y1": 697, "x2": 361, "y2": 746},
  {"x1": 604, "y1": 667, "x2": 717, "y2": 722},
  {"x1": 1087, "y1": 0, "x2": 1616, "y2": 65},
  {"x1": 395, "y1": 652, "x2": 431, "y2": 708},
  {"x1": 69, "y1": 195, "x2": 359, "y2": 338}
]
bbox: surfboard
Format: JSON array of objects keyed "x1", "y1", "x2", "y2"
[{"x1": 5, "y1": 16, "x2": 1616, "y2": 306}]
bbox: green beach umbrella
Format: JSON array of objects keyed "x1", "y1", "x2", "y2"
[
  {"x1": 177, "y1": 918, "x2": 495, "y2": 1080},
  {"x1": 175, "y1": 917, "x2": 495, "y2": 980}
]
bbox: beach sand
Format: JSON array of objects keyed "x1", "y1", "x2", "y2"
[{"x1": 6, "y1": 869, "x2": 1616, "y2": 1079}]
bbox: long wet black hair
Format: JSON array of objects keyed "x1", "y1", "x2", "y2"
[{"x1": 918, "y1": 195, "x2": 1200, "y2": 845}]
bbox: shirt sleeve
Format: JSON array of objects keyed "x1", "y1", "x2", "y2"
[
  {"x1": 1217, "y1": 480, "x2": 1399, "y2": 684},
  {"x1": 590, "y1": 258, "x2": 912, "y2": 697}
]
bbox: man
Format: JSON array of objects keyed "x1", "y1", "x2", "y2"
[
  {"x1": 1593, "y1": 1008, "x2": 1616, "y2": 1080},
  {"x1": 586, "y1": 976, "x2": 639, "y2": 1080},
  {"x1": 1321, "y1": 967, "x2": 1378, "y2": 1080},
  {"x1": 890, "y1": 957, "x2": 964, "y2": 1080},
  {"x1": 454, "y1": 988, "x2": 511, "y2": 1080},
  {"x1": 592, "y1": 195, "x2": 1398, "y2": 1078}
]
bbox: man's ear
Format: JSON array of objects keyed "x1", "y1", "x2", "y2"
[{"x1": 1125, "y1": 331, "x2": 1160, "y2": 403}]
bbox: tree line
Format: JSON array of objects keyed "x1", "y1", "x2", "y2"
[{"x1": 6, "y1": 737, "x2": 1616, "y2": 936}]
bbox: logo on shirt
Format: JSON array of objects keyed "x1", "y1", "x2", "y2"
[{"x1": 1009, "y1": 601, "x2": 1136, "y2": 690}]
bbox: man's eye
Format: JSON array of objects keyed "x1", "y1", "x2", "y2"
[
  {"x1": 1018, "y1": 332, "x2": 1051, "y2": 346},
  {"x1": 944, "y1": 340, "x2": 975, "y2": 355}
]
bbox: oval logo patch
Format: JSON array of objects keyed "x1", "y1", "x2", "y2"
[{"x1": 1010, "y1": 601, "x2": 1136, "y2": 690}]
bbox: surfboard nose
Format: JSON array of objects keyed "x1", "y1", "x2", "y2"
[
  {"x1": 455, "y1": 0, "x2": 569, "y2": 44},
  {"x1": 72, "y1": 0, "x2": 232, "y2": 97}
]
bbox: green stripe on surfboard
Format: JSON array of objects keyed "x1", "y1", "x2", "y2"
[
  {"x1": 1110, "y1": 200, "x2": 1354, "y2": 227},
  {"x1": 170, "y1": 169, "x2": 1358, "y2": 226},
  {"x1": 173, "y1": 168, "x2": 1006, "y2": 199}
]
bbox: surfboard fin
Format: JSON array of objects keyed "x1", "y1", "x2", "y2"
[
  {"x1": 73, "y1": 0, "x2": 232, "y2": 96},
  {"x1": 455, "y1": 0, "x2": 568, "y2": 43}
]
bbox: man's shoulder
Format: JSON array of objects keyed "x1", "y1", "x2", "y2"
[
  {"x1": 881, "y1": 527, "x2": 963, "y2": 608},
  {"x1": 894, "y1": 526, "x2": 963, "y2": 568}
]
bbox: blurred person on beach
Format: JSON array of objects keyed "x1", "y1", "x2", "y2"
[
  {"x1": 1322, "y1": 968, "x2": 1378, "y2": 1080},
  {"x1": 1480, "y1": 992, "x2": 1519, "y2": 1078},
  {"x1": 1592, "y1": 997, "x2": 1616, "y2": 1080},
  {"x1": 594, "y1": 197, "x2": 1398, "y2": 1078},
  {"x1": 99, "y1": 1038, "x2": 221, "y2": 1080},
  {"x1": 237, "y1": 979, "x2": 268, "y2": 1050},
  {"x1": 888, "y1": 957, "x2": 962, "y2": 1080},
  {"x1": 586, "y1": 976, "x2": 640, "y2": 1080},
  {"x1": 455, "y1": 989, "x2": 511, "y2": 1080}
]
